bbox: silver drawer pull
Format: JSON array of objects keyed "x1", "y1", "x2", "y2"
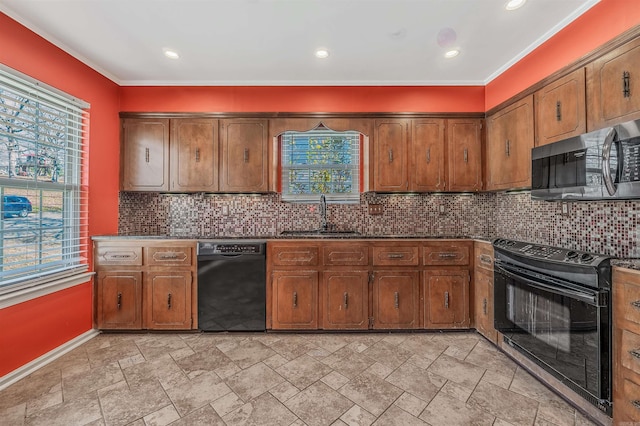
[
  {"x1": 159, "y1": 253, "x2": 179, "y2": 259},
  {"x1": 630, "y1": 349, "x2": 640, "y2": 359},
  {"x1": 483, "y1": 298, "x2": 487, "y2": 315},
  {"x1": 244, "y1": 148, "x2": 249, "y2": 163},
  {"x1": 387, "y1": 253, "x2": 405, "y2": 259},
  {"x1": 633, "y1": 400, "x2": 640, "y2": 410},
  {"x1": 463, "y1": 148, "x2": 468, "y2": 163},
  {"x1": 167, "y1": 293, "x2": 172, "y2": 309},
  {"x1": 388, "y1": 149, "x2": 394, "y2": 163},
  {"x1": 444, "y1": 291, "x2": 449, "y2": 308},
  {"x1": 439, "y1": 253, "x2": 458, "y2": 258},
  {"x1": 145, "y1": 147, "x2": 150, "y2": 163},
  {"x1": 631, "y1": 300, "x2": 640, "y2": 309},
  {"x1": 195, "y1": 148, "x2": 200, "y2": 162},
  {"x1": 479, "y1": 254, "x2": 492, "y2": 265},
  {"x1": 394, "y1": 292, "x2": 399, "y2": 309},
  {"x1": 344, "y1": 292, "x2": 348, "y2": 309},
  {"x1": 426, "y1": 147, "x2": 431, "y2": 163},
  {"x1": 293, "y1": 291, "x2": 298, "y2": 308},
  {"x1": 110, "y1": 254, "x2": 133, "y2": 259},
  {"x1": 117, "y1": 292, "x2": 122, "y2": 310}
]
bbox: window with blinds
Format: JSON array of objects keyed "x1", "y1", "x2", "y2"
[
  {"x1": 0, "y1": 66, "x2": 89, "y2": 293},
  {"x1": 281, "y1": 128, "x2": 361, "y2": 203}
]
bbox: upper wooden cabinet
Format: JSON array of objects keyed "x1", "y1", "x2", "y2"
[
  {"x1": 121, "y1": 118, "x2": 170, "y2": 191},
  {"x1": 535, "y1": 68, "x2": 587, "y2": 146},
  {"x1": 486, "y1": 95, "x2": 535, "y2": 191},
  {"x1": 374, "y1": 119, "x2": 410, "y2": 191},
  {"x1": 170, "y1": 118, "x2": 218, "y2": 192},
  {"x1": 447, "y1": 119, "x2": 483, "y2": 192},
  {"x1": 411, "y1": 119, "x2": 446, "y2": 192},
  {"x1": 220, "y1": 118, "x2": 269, "y2": 192},
  {"x1": 587, "y1": 36, "x2": 640, "y2": 131}
]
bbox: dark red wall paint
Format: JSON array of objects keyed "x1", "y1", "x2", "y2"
[{"x1": 0, "y1": 13, "x2": 120, "y2": 376}]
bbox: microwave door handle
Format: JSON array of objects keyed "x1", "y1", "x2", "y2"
[
  {"x1": 602, "y1": 128, "x2": 618, "y2": 196},
  {"x1": 495, "y1": 264, "x2": 598, "y2": 305}
]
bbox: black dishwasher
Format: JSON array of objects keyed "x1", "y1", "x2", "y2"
[{"x1": 197, "y1": 240, "x2": 266, "y2": 331}]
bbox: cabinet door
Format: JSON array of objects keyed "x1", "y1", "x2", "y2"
[
  {"x1": 447, "y1": 119, "x2": 483, "y2": 191},
  {"x1": 372, "y1": 271, "x2": 419, "y2": 329},
  {"x1": 121, "y1": 118, "x2": 169, "y2": 191},
  {"x1": 374, "y1": 119, "x2": 409, "y2": 191},
  {"x1": 170, "y1": 118, "x2": 218, "y2": 191},
  {"x1": 271, "y1": 270, "x2": 318, "y2": 329},
  {"x1": 424, "y1": 270, "x2": 469, "y2": 328},
  {"x1": 145, "y1": 271, "x2": 193, "y2": 329},
  {"x1": 486, "y1": 95, "x2": 534, "y2": 190},
  {"x1": 474, "y1": 271, "x2": 497, "y2": 342},
  {"x1": 587, "y1": 37, "x2": 640, "y2": 130},
  {"x1": 96, "y1": 271, "x2": 142, "y2": 329},
  {"x1": 322, "y1": 271, "x2": 369, "y2": 330},
  {"x1": 220, "y1": 119, "x2": 269, "y2": 192},
  {"x1": 535, "y1": 69, "x2": 586, "y2": 146},
  {"x1": 411, "y1": 119, "x2": 445, "y2": 191}
]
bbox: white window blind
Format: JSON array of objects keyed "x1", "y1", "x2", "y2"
[
  {"x1": 0, "y1": 66, "x2": 89, "y2": 293},
  {"x1": 281, "y1": 129, "x2": 361, "y2": 203}
]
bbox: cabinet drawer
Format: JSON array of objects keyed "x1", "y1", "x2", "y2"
[
  {"x1": 271, "y1": 245, "x2": 319, "y2": 266},
  {"x1": 146, "y1": 246, "x2": 193, "y2": 266},
  {"x1": 622, "y1": 329, "x2": 640, "y2": 374},
  {"x1": 617, "y1": 377, "x2": 640, "y2": 422},
  {"x1": 372, "y1": 246, "x2": 419, "y2": 266},
  {"x1": 95, "y1": 245, "x2": 143, "y2": 266},
  {"x1": 423, "y1": 244, "x2": 470, "y2": 266},
  {"x1": 614, "y1": 268, "x2": 640, "y2": 328},
  {"x1": 474, "y1": 243, "x2": 494, "y2": 273},
  {"x1": 322, "y1": 244, "x2": 369, "y2": 266}
]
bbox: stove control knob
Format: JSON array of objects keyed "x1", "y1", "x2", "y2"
[
  {"x1": 506, "y1": 240, "x2": 515, "y2": 246},
  {"x1": 566, "y1": 251, "x2": 578, "y2": 259},
  {"x1": 580, "y1": 253, "x2": 594, "y2": 262}
]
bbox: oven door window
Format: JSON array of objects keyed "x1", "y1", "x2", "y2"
[{"x1": 494, "y1": 267, "x2": 608, "y2": 398}]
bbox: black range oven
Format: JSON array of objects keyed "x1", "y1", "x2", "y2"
[{"x1": 493, "y1": 239, "x2": 612, "y2": 416}]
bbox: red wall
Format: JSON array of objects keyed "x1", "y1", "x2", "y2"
[
  {"x1": 486, "y1": 0, "x2": 640, "y2": 110},
  {"x1": 0, "y1": 13, "x2": 120, "y2": 376}
]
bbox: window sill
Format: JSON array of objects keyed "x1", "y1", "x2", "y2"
[{"x1": 0, "y1": 272, "x2": 95, "y2": 309}]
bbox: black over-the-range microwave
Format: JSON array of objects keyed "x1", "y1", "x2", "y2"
[{"x1": 531, "y1": 118, "x2": 640, "y2": 200}]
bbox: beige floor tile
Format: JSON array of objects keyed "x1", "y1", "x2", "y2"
[
  {"x1": 332, "y1": 419, "x2": 350, "y2": 426},
  {"x1": 362, "y1": 340, "x2": 414, "y2": 369},
  {"x1": 168, "y1": 405, "x2": 226, "y2": 426},
  {"x1": 86, "y1": 340, "x2": 142, "y2": 369},
  {"x1": 269, "y1": 380, "x2": 301, "y2": 402},
  {"x1": 465, "y1": 340, "x2": 518, "y2": 375},
  {"x1": 173, "y1": 347, "x2": 235, "y2": 379},
  {"x1": 372, "y1": 404, "x2": 427, "y2": 425},
  {"x1": 321, "y1": 346, "x2": 376, "y2": 379},
  {"x1": 394, "y1": 392, "x2": 428, "y2": 417},
  {"x1": 385, "y1": 361, "x2": 446, "y2": 402},
  {"x1": 536, "y1": 402, "x2": 579, "y2": 426},
  {"x1": 24, "y1": 395, "x2": 102, "y2": 426},
  {"x1": 223, "y1": 392, "x2": 298, "y2": 426},
  {"x1": 365, "y1": 362, "x2": 394, "y2": 379},
  {"x1": 225, "y1": 362, "x2": 285, "y2": 402},
  {"x1": 406, "y1": 353, "x2": 436, "y2": 370},
  {"x1": 269, "y1": 336, "x2": 319, "y2": 360},
  {"x1": 285, "y1": 381, "x2": 354, "y2": 426},
  {"x1": 302, "y1": 334, "x2": 350, "y2": 353},
  {"x1": 479, "y1": 366, "x2": 515, "y2": 390},
  {"x1": 218, "y1": 339, "x2": 276, "y2": 369},
  {"x1": 340, "y1": 404, "x2": 377, "y2": 426},
  {"x1": 164, "y1": 371, "x2": 231, "y2": 416},
  {"x1": 467, "y1": 380, "x2": 539, "y2": 426},
  {"x1": 25, "y1": 385, "x2": 62, "y2": 417},
  {"x1": 338, "y1": 372, "x2": 403, "y2": 417},
  {"x1": 276, "y1": 354, "x2": 334, "y2": 389},
  {"x1": 0, "y1": 370, "x2": 61, "y2": 412},
  {"x1": 210, "y1": 391, "x2": 244, "y2": 417},
  {"x1": 122, "y1": 354, "x2": 188, "y2": 391},
  {"x1": 62, "y1": 362, "x2": 124, "y2": 401},
  {"x1": 142, "y1": 404, "x2": 180, "y2": 426},
  {"x1": 321, "y1": 371, "x2": 350, "y2": 390},
  {"x1": 509, "y1": 367, "x2": 569, "y2": 410},
  {"x1": 135, "y1": 335, "x2": 189, "y2": 360},
  {"x1": 262, "y1": 353, "x2": 289, "y2": 369},
  {"x1": 438, "y1": 380, "x2": 474, "y2": 402},
  {"x1": 0, "y1": 402, "x2": 26, "y2": 426},
  {"x1": 420, "y1": 392, "x2": 495, "y2": 425},
  {"x1": 98, "y1": 380, "x2": 171, "y2": 426},
  {"x1": 426, "y1": 353, "x2": 485, "y2": 389}
]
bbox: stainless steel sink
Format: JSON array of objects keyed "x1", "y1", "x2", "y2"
[{"x1": 280, "y1": 229, "x2": 361, "y2": 237}]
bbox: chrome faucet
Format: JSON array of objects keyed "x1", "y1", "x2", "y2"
[{"x1": 319, "y1": 194, "x2": 328, "y2": 231}]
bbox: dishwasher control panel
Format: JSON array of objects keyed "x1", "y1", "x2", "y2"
[{"x1": 198, "y1": 240, "x2": 266, "y2": 255}]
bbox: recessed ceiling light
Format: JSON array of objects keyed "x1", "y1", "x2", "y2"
[
  {"x1": 505, "y1": 0, "x2": 526, "y2": 10},
  {"x1": 444, "y1": 49, "x2": 460, "y2": 59},
  {"x1": 315, "y1": 48, "x2": 330, "y2": 59},
  {"x1": 163, "y1": 49, "x2": 180, "y2": 59}
]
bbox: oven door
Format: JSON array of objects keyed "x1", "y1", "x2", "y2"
[{"x1": 494, "y1": 261, "x2": 610, "y2": 401}]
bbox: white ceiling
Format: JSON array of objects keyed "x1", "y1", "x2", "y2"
[{"x1": 0, "y1": 0, "x2": 599, "y2": 86}]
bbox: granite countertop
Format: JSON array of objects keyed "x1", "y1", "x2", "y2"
[{"x1": 92, "y1": 234, "x2": 492, "y2": 241}]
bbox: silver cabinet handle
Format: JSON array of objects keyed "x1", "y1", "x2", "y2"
[
  {"x1": 426, "y1": 147, "x2": 431, "y2": 163},
  {"x1": 623, "y1": 71, "x2": 631, "y2": 98},
  {"x1": 438, "y1": 253, "x2": 458, "y2": 258},
  {"x1": 479, "y1": 254, "x2": 492, "y2": 265},
  {"x1": 387, "y1": 253, "x2": 405, "y2": 259},
  {"x1": 633, "y1": 400, "x2": 640, "y2": 410},
  {"x1": 158, "y1": 253, "x2": 179, "y2": 260},
  {"x1": 167, "y1": 293, "x2": 172, "y2": 309},
  {"x1": 394, "y1": 292, "x2": 399, "y2": 309},
  {"x1": 244, "y1": 148, "x2": 249, "y2": 163},
  {"x1": 463, "y1": 148, "x2": 468, "y2": 163},
  {"x1": 483, "y1": 298, "x2": 487, "y2": 315},
  {"x1": 344, "y1": 292, "x2": 348, "y2": 309},
  {"x1": 388, "y1": 149, "x2": 394, "y2": 163},
  {"x1": 630, "y1": 349, "x2": 640, "y2": 359},
  {"x1": 145, "y1": 147, "x2": 150, "y2": 163},
  {"x1": 632, "y1": 300, "x2": 640, "y2": 309},
  {"x1": 117, "y1": 292, "x2": 122, "y2": 310},
  {"x1": 505, "y1": 139, "x2": 510, "y2": 157},
  {"x1": 293, "y1": 291, "x2": 298, "y2": 308},
  {"x1": 602, "y1": 127, "x2": 618, "y2": 196},
  {"x1": 444, "y1": 291, "x2": 449, "y2": 309},
  {"x1": 195, "y1": 148, "x2": 200, "y2": 162},
  {"x1": 556, "y1": 101, "x2": 562, "y2": 121}
]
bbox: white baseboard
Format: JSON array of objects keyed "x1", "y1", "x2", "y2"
[{"x1": 0, "y1": 329, "x2": 100, "y2": 391}]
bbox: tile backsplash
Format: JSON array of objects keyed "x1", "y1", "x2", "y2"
[{"x1": 119, "y1": 191, "x2": 640, "y2": 258}]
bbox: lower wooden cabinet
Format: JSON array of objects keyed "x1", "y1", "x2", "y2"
[
  {"x1": 271, "y1": 270, "x2": 318, "y2": 329},
  {"x1": 94, "y1": 240, "x2": 197, "y2": 330},
  {"x1": 322, "y1": 271, "x2": 369, "y2": 330},
  {"x1": 424, "y1": 270, "x2": 469, "y2": 328},
  {"x1": 474, "y1": 271, "x2": 497, "y2": 342},
  {"x1": 372, "y1": 271, "x2": 420, "y2": 329},
  {"x1": 96, "y1": 271, "x2": 143, "y2": 329}
]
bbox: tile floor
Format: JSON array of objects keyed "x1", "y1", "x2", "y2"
[{"x1": 0, "y1": 331, "x2": 599, "y2": 426}]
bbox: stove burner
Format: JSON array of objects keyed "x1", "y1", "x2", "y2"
[{"x1": 493, "y1": 238, "x2": 607, "y2": 266}]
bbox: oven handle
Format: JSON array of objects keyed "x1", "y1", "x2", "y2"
[{"x1": 495, "y1": 263, "x2": 599, "y2": 305}]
